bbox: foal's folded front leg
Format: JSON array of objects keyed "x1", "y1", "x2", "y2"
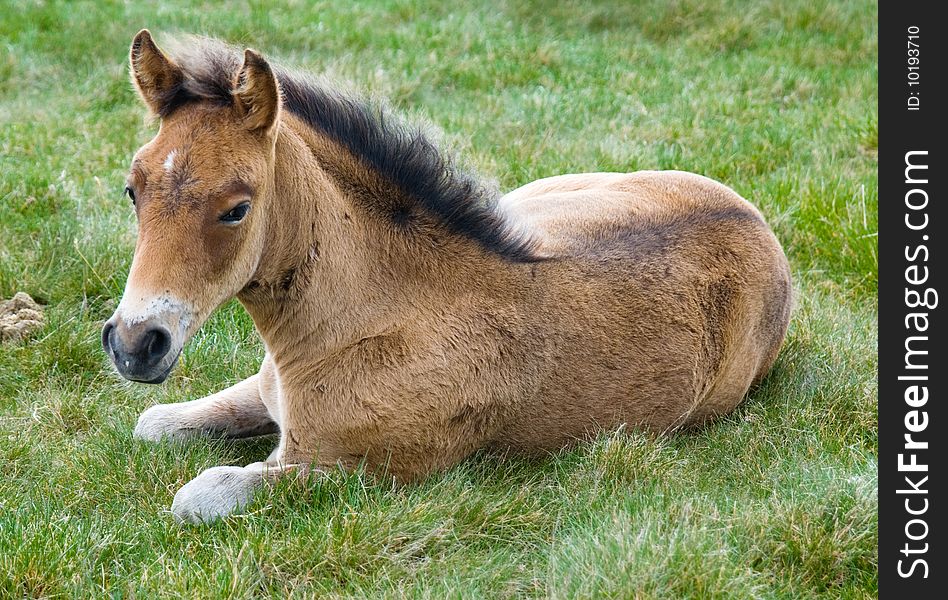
[
  {"x1": 134, "y1": 374, "x2": 278, "y2": 441},
  {"x1": 169, "y1": 417, "x2": 340, "y2": 524},
  {"x1": 170, "y1": 460, "x2": 300, "y2": 524},
  {"x1": 170, "y1": 443, "x2": 336, "y2": 524}
]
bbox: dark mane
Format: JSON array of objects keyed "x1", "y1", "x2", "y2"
[{"x1": 161, "y1": 38, "x2": 538, "y2": 261}]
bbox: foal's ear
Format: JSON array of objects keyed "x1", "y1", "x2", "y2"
[
  {"x1": 129, "y1": 29, "x2": 182, "y2": 115},
  {"x1": 233, "y1": 49, "x2": 281, "y2": 134}
]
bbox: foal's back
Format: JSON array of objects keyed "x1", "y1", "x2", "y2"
[{"x1": 492, "y1": 171, "x2": 791, "y2": 449}]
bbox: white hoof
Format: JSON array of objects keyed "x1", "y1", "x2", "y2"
[
  {"x1": 134, "y1": 403, "x2": 197, "y2": 441},
  {"x1": 171, "y1": 466, "x2": 262, "y2": 524}
]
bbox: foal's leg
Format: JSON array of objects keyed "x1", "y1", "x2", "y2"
[
  {"x1": 134, "y1": 374, "x2": 278, "y2": 441},
  {"x1": 170, "y1": 459, "x2": 300, "y2": 524},
  {"x1": 169, "y1": 412, "x2": 342, "y2": 524}
]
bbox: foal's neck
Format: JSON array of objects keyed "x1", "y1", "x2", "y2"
[{"x1": 239, "y1": 114, "x2": 498, "y2": 365}]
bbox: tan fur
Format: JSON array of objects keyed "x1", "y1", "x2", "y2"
[
  {"x1": 129, "y1": 31, "x2": 183, "y2": 114},
  {"x1": 111, "y1": 32, "x2": 791, "y2": 523}
]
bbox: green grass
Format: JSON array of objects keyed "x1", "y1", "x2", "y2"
[{"x1": 0, "y1": 0, "x2": 877, "y2": 597}]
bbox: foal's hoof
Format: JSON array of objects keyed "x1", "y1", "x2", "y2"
[
  {"x1": 134, "y1": 404, "x2": 197, "y2": 441},
  {"x1": 171, "y1": 466, "x2": 261, "y2": 524}
]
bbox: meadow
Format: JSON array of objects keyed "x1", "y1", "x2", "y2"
[{"x1": 0, "y1": 0, "x2": 877, "y2": 597}]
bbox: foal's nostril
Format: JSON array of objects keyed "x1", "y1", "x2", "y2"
[
  {"x1": 142, "y1": 327, "x2": 172, "y2": 366},
  {"x1": 101, "y1": 322, "x2": 115, "y2": 353},
  {"x1": 103, "y1": 318, "x2": 176, "y2": 381}
]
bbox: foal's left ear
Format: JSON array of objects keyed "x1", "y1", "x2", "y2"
[
  {"x1": 233, "y1": 49, "x2": 281, "y2": 134},
  {"x1": 130, "y1": 29, "x2": 183, "y2": 115}
]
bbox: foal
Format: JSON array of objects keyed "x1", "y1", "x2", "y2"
[{"x1": 103, "y1": 31, "x2": 791, "y2": 523}]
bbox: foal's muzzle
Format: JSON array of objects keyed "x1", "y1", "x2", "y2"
[{"x1": 102, "y1": 317, "x2": 179, "y2": 383}]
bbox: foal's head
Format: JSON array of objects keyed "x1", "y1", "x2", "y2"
[{"x1": 103, "y1": 31, "x2": 281, "y2": 383}]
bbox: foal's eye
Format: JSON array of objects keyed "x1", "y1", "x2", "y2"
[
  {"x1": 220, "y1": 202, "x2": 251, "y2": 224},
  {"x1": 124, "y1": 186, "x2": 136, "y2": 205}
]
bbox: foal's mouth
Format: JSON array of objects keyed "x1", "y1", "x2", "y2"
[
  {"x1": 121, "y1": 350, "x2": 182, "y2": 384},
  {"x1": 102, "y1": 318, "x2": 185, "y2": 385}
]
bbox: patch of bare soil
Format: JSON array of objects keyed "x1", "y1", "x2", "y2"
[{"x1": 0, "y1": 292, "x2": 45, "y2": 342}]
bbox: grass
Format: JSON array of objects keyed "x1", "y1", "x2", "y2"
[{"x1": 0, "y1": 0, "x2": 877, "y2": 597}]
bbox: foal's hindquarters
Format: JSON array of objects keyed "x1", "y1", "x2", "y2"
[
  {"x1": 137, "y1": 170, "x2": 791, "y2": 524},
  {"x1": 485, "y1": 170, "x2": 792, "y2": 449}
]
